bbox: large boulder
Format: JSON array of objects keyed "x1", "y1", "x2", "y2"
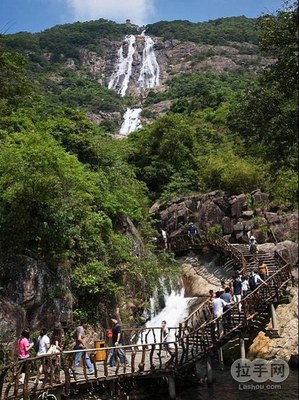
[
  {"x1": 251, "y1": 189, "x2": 269, "y2": 208},
  {"x1": 222, "y1": 216, "x2": 234, "y2": 235},
  {"x1": 268, "y1": 212, "x2": 298, "y2": 242},
  {"x1": 15, "y1": 256, "x2": 50, "y2": 308},
  {"x1": 274, "y1": 241, "x2": 298, "y2": 266},
  {"x1": 0, "y1": 298, "x2": 26, "y2": 337},
  {"x1": 198, "y1": 200, "x2": 225, "y2": 230},
  {"x1": 229, "y1": 194, "x2": 247, "y2": 218},
  {"x1": 5, "y1": 256, "x2": 73, "y2": 330},
  {"x1": 182, "y1": 264, "x2": 219, "y2": 297}
]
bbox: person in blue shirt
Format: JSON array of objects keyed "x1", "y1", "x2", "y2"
[{"x1": 187, "y1": 222, "x2": 197, "y2": 243}]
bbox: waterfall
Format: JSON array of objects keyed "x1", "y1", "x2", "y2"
[
  {"x1": 108, "y1": 34, "x2": 136, "y2": 97},
  {"x1": 138, "y1": 31, "x2": 160, "y2": 91},
  {"x1": 146, "y1": 287, "x2": 191, "y2": 329},
  {"x1": 138, "y1": 284, "x2": 193, "y2": 345},
  {"x1": 108, "y1": 31, "x2": 160, "y2": 135},
  {"x1": 119, "y1": 107, "x2": 142, "y2": 136}
]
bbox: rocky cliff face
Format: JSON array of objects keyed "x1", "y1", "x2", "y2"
[
  {"x1": 61, "y1": 34, "x2": 273, "y2": 129},
  {"x1": 150, "y1": 189, "x2": 298, "y2": 246},
  {"x1": 0, "y1": 256, "x2": 73, "y2": 336}
]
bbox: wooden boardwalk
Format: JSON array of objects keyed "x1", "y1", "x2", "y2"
[{"x1": 0, "y1": 234, "x2": 295, "y2": 399}]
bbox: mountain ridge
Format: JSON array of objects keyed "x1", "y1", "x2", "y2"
[{"x1": 0, "y1": 16, "x2": 273, "y2": 134}]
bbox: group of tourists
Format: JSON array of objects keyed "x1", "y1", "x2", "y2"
[
  {"x1": 16, "y1": 315, "x2": 129, "y2": 385},
  {"x1": 16, "y1": 230, "x2": 270, "y2": 385},
  {"x1": 208, "y1": 261, "x2": 269, "y2": 330},
  {"x1": 17, "y1": 325, "x2": 63, "y2": 386}
]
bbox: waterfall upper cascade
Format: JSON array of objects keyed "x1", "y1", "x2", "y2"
[
  {"x1": 138, "y1": 31, "x2": 160, "y2": 91},
  {"x1": 108, "y1": 31, "x2": 160, "y2": 136},
  {"x1": 119, "y1": 108, "x2": 142, "y2": 136},
  {"x1": 108, "y1": 34, "x2": 136, "y2": 97}
]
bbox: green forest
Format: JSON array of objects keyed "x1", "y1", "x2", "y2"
[{"x1": 0, "y1": 3, "x2": 297, "y2": 323}]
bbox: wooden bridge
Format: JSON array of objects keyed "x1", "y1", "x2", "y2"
[{"x1": 0, "y1": 233, "x2": 294, "y2": 400}]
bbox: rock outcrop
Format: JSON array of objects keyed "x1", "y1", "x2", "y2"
[
  {"x1": 151, "y1": 189, "x2": 298, "y2": 247},
  {"x1": 247, "y1": 287, "x2": 298, "y2": 365},
  {"x1": 182, "y1": 263, "x2": 219, "y2": 297},
  {"x1": 0, "y1": 298, "x2": 26, "y2": 338},
  {"x1": 0, "y1": 256, "x2": 73, "y2": 335}
]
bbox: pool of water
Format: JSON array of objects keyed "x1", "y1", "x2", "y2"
[{"x1": 73, "y1": 367, "x2": 298, "y2": 400}]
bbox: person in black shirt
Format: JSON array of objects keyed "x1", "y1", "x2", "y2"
[
  {"x1": 109, "y1": 316, "x2": 128, "y2": 367},
  {"x1": 232, "y1": 274, "x2": 242, "y2": 312}
]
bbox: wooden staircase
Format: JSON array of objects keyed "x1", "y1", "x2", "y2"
[
  {"x1": 176, "y1": 246, "x2": 293, "y2": 367},
  {"x1": 0, "y1": 233, "x2": 294, "y2": 400}
]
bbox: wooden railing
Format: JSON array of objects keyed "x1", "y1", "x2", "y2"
[
  {"x1": 0, "y1": 339, "x2": 180, "y2": 400},
  {"x1": 177, "y1": 232, "x2": 247, "y2": 336},
  {"x1": 206, "y1": 232, "x2": 247, "y2": 272},
  {"x1": 1, "y1": 236, "x2": 294, "y2": 400},
  {"x1": 167, "y1": 232, "x2": 246, "y2": 273},
  {"x1": 176, "y1": 262, "x2": 293, "y2": 365},
  {"x1": 1, "y1": 261, "x2": 292, "y2": 400}
]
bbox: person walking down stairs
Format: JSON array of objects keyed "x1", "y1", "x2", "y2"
[{"x1": 249, "y1": 235, "x2": 258, "y2": 259}]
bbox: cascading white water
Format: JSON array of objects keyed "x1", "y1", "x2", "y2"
[
  {"x1": 147, "y1": 287, "x2": 191, "y2": 329},
  {"x1": 139, "y1": 286, "x2": 193, "y2": 345},
  {"x1": 138, "y1": 31, "x2": 160, "y2": 91},
  {"x1": 108, "y1": 31, "x2": 160, "y2": 135},
  {"x1": 108, "y1": 34, "x2": 136, "y2": 97},
  {"x1": 119, "y1": 108, "x2": 142, "y2": 136}
]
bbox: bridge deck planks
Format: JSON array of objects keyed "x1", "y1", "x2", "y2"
[{"x1": 3, "y1": 349, "x2": 177, "y2": 399}]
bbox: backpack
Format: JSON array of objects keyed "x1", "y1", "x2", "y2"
[{"x1": 249, "y1": 275, "x2": 256, "y2": 290}]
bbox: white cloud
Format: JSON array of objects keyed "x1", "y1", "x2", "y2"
[{"x1": 65, "y1": 0, "x2": 155, "y2": 26}]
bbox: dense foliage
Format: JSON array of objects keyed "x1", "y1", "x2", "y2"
[
  {"x1": 0, "y1": 48, "x2": 177, "y2": 322},
  {"x1": 147, "y1": 17, "x2": 260, "y2": 45},
  {"x1": 2, "y1": 19, "x2": 136, "y2": 62}
]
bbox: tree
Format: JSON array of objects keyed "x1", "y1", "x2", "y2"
[
  {"x1": 228, "y1": 2, "x2": 298, "y2": 171},
  {"x1": 128, "y1": 114, "x2": 198, "y2": 197},
  {"x1": 257, "y1": 1, "x2": 298, "y2": 93},
  {"x1": 0, "y1": 50, "x2": 28, "y2": 110},
  {"x1": 0, "y1": 130, "x2": 105, "y2": 263}
]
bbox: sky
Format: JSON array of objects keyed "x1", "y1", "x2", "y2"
[{"x1": 0, "y1": 0, "x2": 284, "y2": 35}]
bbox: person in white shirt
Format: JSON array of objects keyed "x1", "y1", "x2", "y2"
[
  {"x1": 212, "y1": 291, "x2": 234, "y2": 336},
  {"x1": 241, "y1": 276, "x2": 249, "y2": 297},
  {"x1": 37, "y1": 328, "x2": 50, "y2": 355},
  {"x1": 159, "y1": 320, "x2": 175, "y2": 359},
  {"x1": 36, "y1": 328, "x2": 50, "y2": 382},
  {"x1": 212, "y1": 292, "x2": 231, "y2": 318}
]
